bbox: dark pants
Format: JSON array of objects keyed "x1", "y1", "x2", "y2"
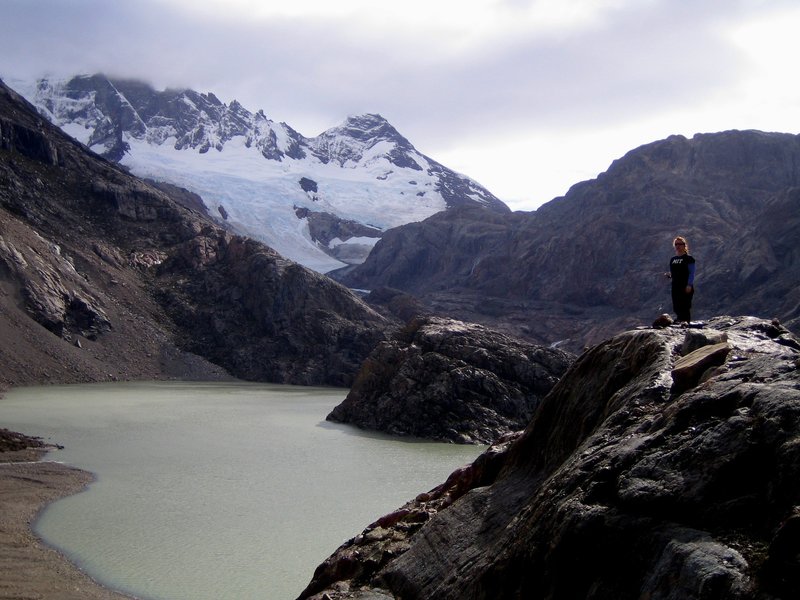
[{"x1": 672, "y1": 286, "x2": 694, "y2": 322}]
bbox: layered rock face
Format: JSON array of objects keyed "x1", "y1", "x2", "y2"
[
  {"x1": 327, "y1": 316, "x2": 573, "y2": 443},
  {"x1": 335, "y1": 131, "x2": 800, "y2": 352},
  {"x1": 300, "y1": 316, "x2": 800, "y2": 599},
  {"x1": 0, "y1": 79, "x2": 389, "y2": 386}
]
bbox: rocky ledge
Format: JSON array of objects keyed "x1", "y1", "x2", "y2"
[
  {"x1": 326, "y1": 316, "x2": 574, "y2": 444},
  {"x1": 300, "y1": 316, "x2": 800, "y2": 600},
  {"x1": 0, "y1": 428, "x2": 46, "y2": 453}
]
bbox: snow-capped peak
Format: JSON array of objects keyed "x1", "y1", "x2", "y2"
[
  {"x1": 14, "y1": 74, "x2": 508, "y2": 273},
  {"x1": 310, "y1": 113, "x2": 424, "y2": 171}
]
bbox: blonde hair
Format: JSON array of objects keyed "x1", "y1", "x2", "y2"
[{"x1": 673, "y1": 236, "x2": 688, "y2": 252}]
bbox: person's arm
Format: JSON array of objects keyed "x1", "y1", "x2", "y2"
[{"x1": 687, "y1": 262, "x2": 696, "y2": 288}]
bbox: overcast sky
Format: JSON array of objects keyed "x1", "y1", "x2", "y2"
[{"x1": 1, "y1": 0, "x2": 799, "y2": 210}]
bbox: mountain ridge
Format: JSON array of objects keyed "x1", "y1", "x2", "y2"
[{"x1": 336, "y1": 129, "x2": 800, "y2": 352}]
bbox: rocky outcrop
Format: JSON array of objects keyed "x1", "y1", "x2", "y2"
[
  {"x1": 335, "y1": 131, "x2": 800, "y2": 352},
  {"x1": 327, "y1": 316, "x2": 573, "y2": 443},
  {"x1": 0, "y1": 231, "x2": 110, "y2": 341},
  {"x1": 294, "y1": 207, "x2": 383, "y2": 265},
  {"x1": 145, "y1": 179, "x2": 210, "y2": 215},
  {"x1": 300, "y1": 316, "x2": 800, "y2": 599},
  {"x1": 0, "y1": 117, "x2": 60, "y2": 166},
  {"x1": 0, "y1": 79, "x2": 390, "y2": 386},
  {"x1": 0, "y1": 428, "x2": 46, "y2": 453}
]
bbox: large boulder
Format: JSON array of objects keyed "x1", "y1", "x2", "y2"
[
  {"x1": 300, "y1": 316, "x2": 800, "y2": 599},
  {"x1": 326, "y1": 316, "x2": 573, "y2": 443}
]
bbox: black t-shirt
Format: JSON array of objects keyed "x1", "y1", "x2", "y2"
[{"x1": 670, "y1": 254, "x2": 696, "y2": 287}]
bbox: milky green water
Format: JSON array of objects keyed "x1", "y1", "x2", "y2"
[{"x1": 0, "y1": 381, "x2": 484, "y2": 600}]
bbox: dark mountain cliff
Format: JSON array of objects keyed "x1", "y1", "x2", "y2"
[
  {"x1": 301, "y1": 316, "x2": 800, "y2": 599},
  {"x1": 335, "y1": 131, "x2": 800, "y2": 352},
  {"x1": 0, "y1": 79, "x2": 389, "y2": 387}
]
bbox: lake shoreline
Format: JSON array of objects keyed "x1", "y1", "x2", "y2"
[{"x1": 0, "y1": 450, "x2": 135, "y2": 600}]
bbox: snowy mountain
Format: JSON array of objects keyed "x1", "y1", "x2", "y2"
[{"x1": 11, "y1": 74, "x2": 508, "y2": 272}]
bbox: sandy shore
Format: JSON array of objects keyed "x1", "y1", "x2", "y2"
[{"x1": 0, "y1": 450, "x2": 135, "y2": 600}]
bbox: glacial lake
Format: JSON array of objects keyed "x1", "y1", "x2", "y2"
[{"x1": 0, "y1": 381, "x2": 485, "y2": 600}]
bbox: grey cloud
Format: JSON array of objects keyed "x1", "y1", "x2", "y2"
[
  {"x1": 338, "y1": 2, "x2": 745, "y2": 143},
  {"x1": 0, "y1": 0, "x2": 793, "y2": 148}
]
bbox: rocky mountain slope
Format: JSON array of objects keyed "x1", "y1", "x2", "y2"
[
  {"x1": 327, "y1": 316, "x2": 573, "y2": 444},
  {"x1": 0, "y1": 78, "x2": 389, "y2": 387},
  {"x1": 335, "y1": 131, "x2": 800, "y2": 352},
  {"x1": 300, "y1": 316, "x2": 800, "y2": 599},
  {"x1": 11, "y1": 75, "x2": 508, "y2": 272}
]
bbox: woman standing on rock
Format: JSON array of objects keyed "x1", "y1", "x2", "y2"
[{"x1": 666, "y1": 236, "x2": 696, "y2": 325}]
